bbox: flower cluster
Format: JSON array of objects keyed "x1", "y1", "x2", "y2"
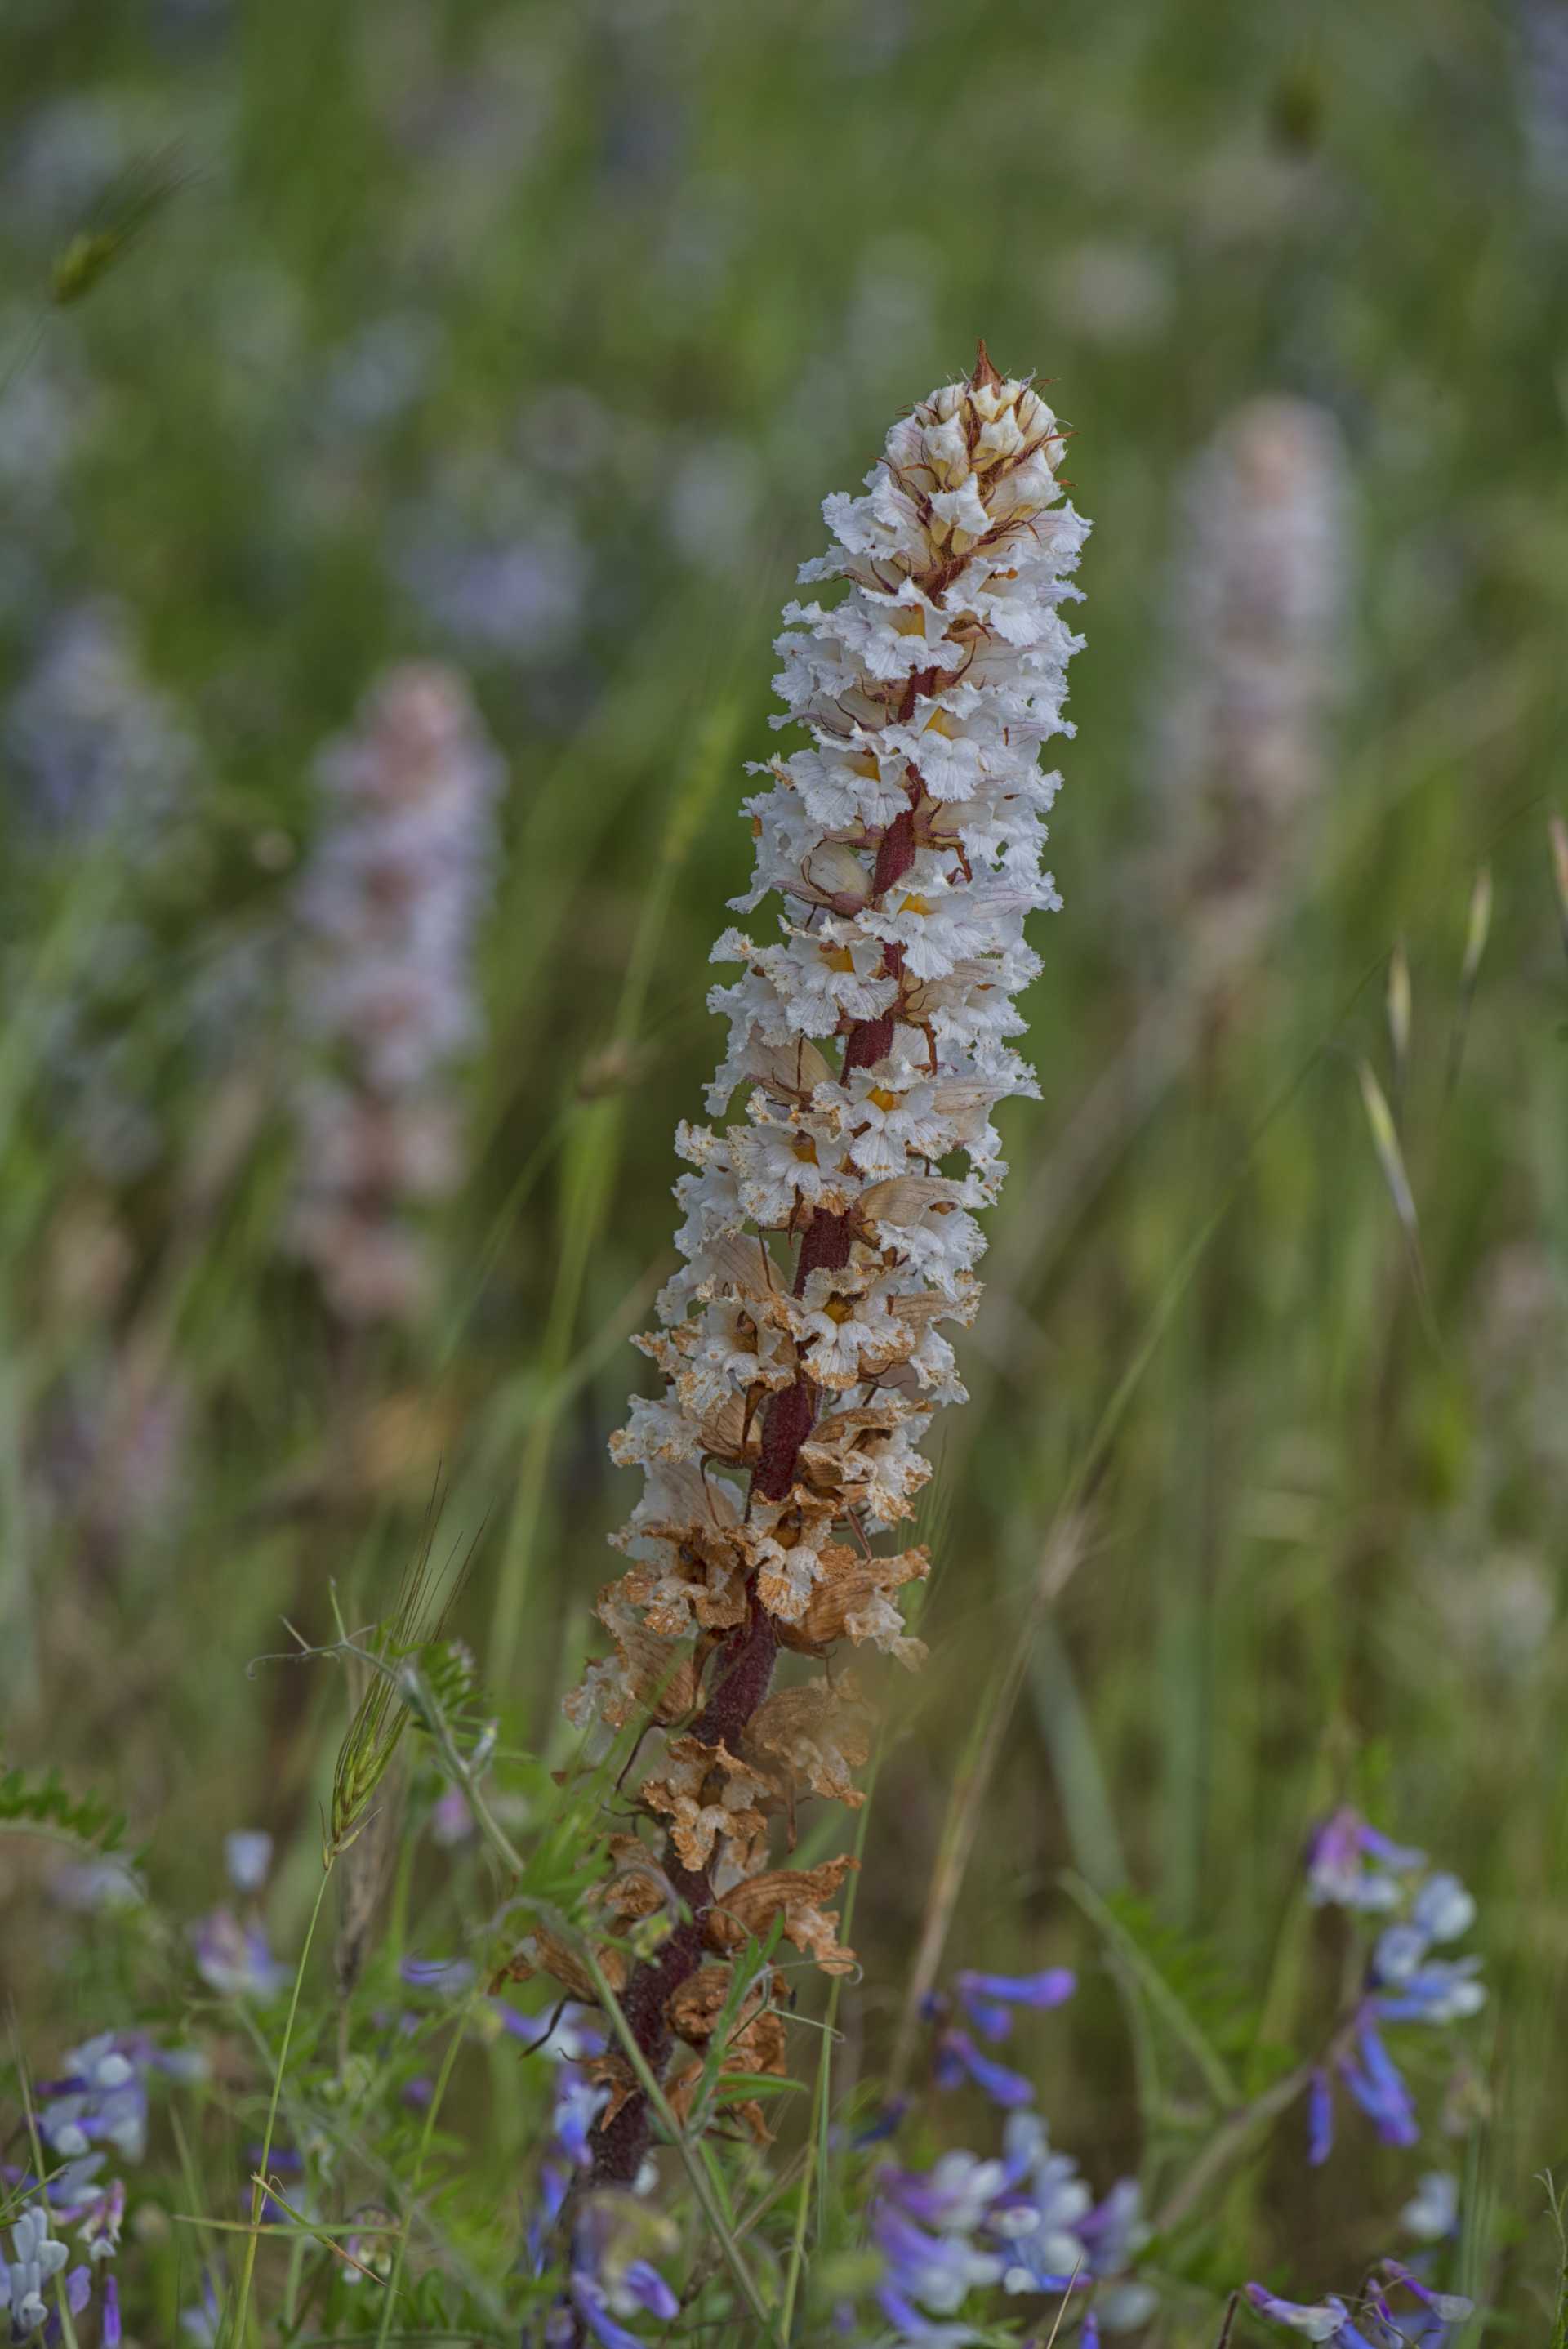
[
  {"x1": 290, "y1": 662, "x2": 503, "y2": 1323},
  {"x1": 550, "y1": 346, "x2": 1089, "y2": 2188},
  {"x1": 1159, "y1": 397, "x2": 1348, "y2": 968},
  {"x1": 5, "y1": 2028, "x2": 202, "y2": 2344},
  {"x1": 871, "y1": 2110, "x2": 1149, "y2": 2342},
  {"x1": 1303, "y1": 1812, "x2": 1484, "y2": 2162},
  {"x1": 191, "y1": 1826, "x2": 291, "y2": 1999},
  {"x1": 523, "y1": 2011, "x2": 679, "y2": 2349},
  {"x1": 923, "y1": 1965, "x2": 1076, "y2": 2107},
  {"x1": 1246, "y1": 2264, "x2": 1472, "y2": 2348},
  {"x1": 845, "y1": 1963, "x2": 1149, "y2": 2345},
  {"x1": 0, "y1": 2209, "x2": 72, "y2": 2345},
  {"x1": 5, "y1": 600, "x2": 194, "y2": 845}
]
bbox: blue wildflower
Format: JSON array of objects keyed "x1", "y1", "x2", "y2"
[
  {"x1": 931, "y1": 2027, "x2": 1035, "y2": 2108},
  {"x1": 953, "y1": 1968, "x2": 1076, "y2": 2044},
  {"x1": 223, "y1": 1830, "x2": 274, "y2": 1893}
]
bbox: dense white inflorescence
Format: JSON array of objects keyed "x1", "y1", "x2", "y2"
[
  {"x1": 291, "y1": 662, "x2": 503, "y2": 1324},
  {"x1": 567, "y1": 353, "x2": 1089, "y2": 1923}
]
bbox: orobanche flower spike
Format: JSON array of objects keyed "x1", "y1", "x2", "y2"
[{"x1": 547, "y1": 344, "x2": 1090, "y2": 2188}]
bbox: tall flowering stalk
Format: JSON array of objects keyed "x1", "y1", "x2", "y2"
[
  {"x1": 290, "y1": 662, "x2": 502, "y2": 1325},
  {"x1": 546, "y1": 346, "x2": 1090, "y2": 2191}
]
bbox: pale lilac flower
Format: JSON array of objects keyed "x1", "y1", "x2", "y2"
[
  {"x1": 0, "y1": 2207, "x2": 69, "y2": 2342},
  {"x1": 430, "y1": 1785, "x2": 475, "y2": 1847},
  {"x1": 38, "y1": 2038, "x2": 147, "y2": 2164},
  {"x1": 178, "y1": 2270, "x2": 223, "y2": 2343},
  {"x1": 50, "y1": 1861, "x2": 144, "y2": 1914},
  {"x1": 223, "y1": 1831, "x2": 273, "y2": 1893},
  {"x1": 399, "y1": 1955, "x2": 476, "y2": 1998},
  {"x1": 5, "y1": 600, "x2": 194, "y2": 842},
  {"x1": 1401, "y1": 2173, "x2": 1460, "y2": 2243},
  {"x1": 191, "y1": 1910, "x2": 291, "y2": 2001},
  {"x1": 1306, "y1": 1809, "x2": 1423, "y2": 1912}
]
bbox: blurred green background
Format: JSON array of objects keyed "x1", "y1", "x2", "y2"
[{"x1": 2, "y1": 0, "x2": 1567, "y2": 2324}]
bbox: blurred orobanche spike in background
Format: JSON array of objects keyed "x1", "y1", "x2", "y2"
[
  {"x1": 287, "y1": 661, "x2": 506, "y2": 1327},
  {"x1": 1156, "y1": 394, "x2": 1352, "y2": 989}
]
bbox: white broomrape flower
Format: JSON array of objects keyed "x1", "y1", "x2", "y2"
[{"x1": 564, "y1": 347, "x2": 1089, "y2": 1933}]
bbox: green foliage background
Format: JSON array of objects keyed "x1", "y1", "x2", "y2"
[{"x1": 2, "y1": 0, "x2": 1566, "y2": 2329}]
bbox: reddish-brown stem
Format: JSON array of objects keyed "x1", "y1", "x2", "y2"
[{"x1": 586, "y1": 781, "x2": 922, "y2": 2187}]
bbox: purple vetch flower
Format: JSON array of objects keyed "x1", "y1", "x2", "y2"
[
  {"x1": 1305, "y1": 1816, "x2": 1485, "y2": 2162},
  {"x1": 38, "y1": 2038, "x2": 147, "y2": 2164},
  {"x1": 1369, "y1": 2262, "x2": 1472, "y2": 2337},
  {"x1": 544, "y1": 2192, "x2": 679, "y2": 2349},
  {"x1": 1245, "y1": 2284, "x2": 1374, "y2": 2344},
  {"x1": 987, "y1": 2113, "x2": 1152, "y2": 2329},
  {"x1": 872, "y1": 2201, "x2": 1004, "y2": 2320},
  {"x1": 40, "y1": 2262, "x2": 91, "y2": 2344},
  {"x1": 36, "y1": 2030, "x2": 203, "y2": 2195},
  {"x1": 76, "y1": 2178, "x2": 123, "y2": 2262},
  {"x1": 243, "y1": 2147, "x2": 307, "y2": 2227},
  {"x1": 953, "y1": 1967, "x2": 1076, "y2": 2043},
  {"x1": 931, "y1": 2027, "x2": 1035, "y2": 2108},
  {"x1": 1338, "y1": 2020, "x2": 1419, "y2": 2148},
  {"x1": 399, "y1": 1954, "x2": 477, "y2": 1998},
  {"x1": 880, "y1": 2153, "x2": 1013, "y2": 2235},
  {"x1": 1306, "y1": 1810, "x2": 1423, "y2": 1913},
  {"x1": 1307, "y1": 2066, "x2": 1334, "y2": 2167},
  {"x1": 178, "y1": 2268, "x2": 224, "y2": 2343},
  {"x1": 1246, "y1": 2266, "x2": 1473, "y2": 2349},
  {"x1": 190, "y1": 1910, "x2": 291, "y2": 2000},
  {"x1": 430, "y1": 1784, "x2": 474, "y2": 1846},
  {"x1": 49, "y1": 1860, "x2": 145, "y2": 1914}
]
